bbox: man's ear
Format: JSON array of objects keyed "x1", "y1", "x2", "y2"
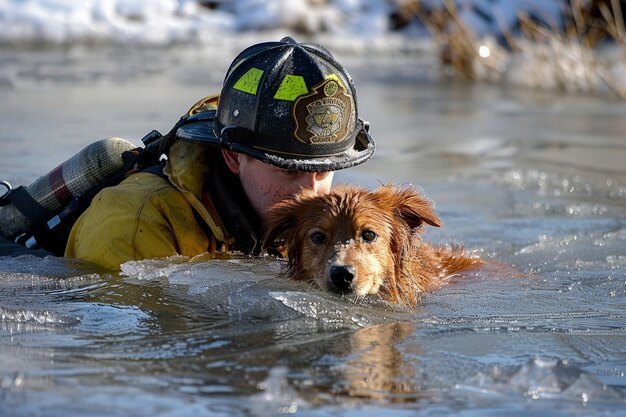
[
  {"x1": 222, "y1": 149, "x2": 242, "y2": 174},
  {"x1": 374, "y1": 185, "x2": 443, "y2": 230}
]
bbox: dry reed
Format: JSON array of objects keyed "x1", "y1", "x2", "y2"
[{"x1": 401, "y1": 0, "x2": 626, "y2": 99}]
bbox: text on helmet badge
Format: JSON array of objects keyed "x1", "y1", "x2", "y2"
[{"x1": 292, "y1": 79, "x2": 353, "y2": 145}]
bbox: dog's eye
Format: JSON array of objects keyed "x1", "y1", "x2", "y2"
[
  {"x1": 361, "y1": 229, "x2": 377, "y2": 243},
  {"x1": 310, "y1": 231, "x2": 327, "y2": 245}
]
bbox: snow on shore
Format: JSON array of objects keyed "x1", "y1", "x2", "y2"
[
  {"x1": 2, "y1": 1, "x2": 623, "y2": 97},
  {"x1": 0, "y1": 0, "x2": 567, "y2": 47}
]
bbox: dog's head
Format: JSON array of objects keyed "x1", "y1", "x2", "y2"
[{"x1": 262, "y1": 185, "x2": 442, "y2": 304}]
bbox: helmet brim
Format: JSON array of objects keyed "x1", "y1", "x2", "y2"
[
  {"x1": 234, "y1": 127, "x2": 375, "y2": 172},
  {"x1": 176, "y1": 120, "x2": 375, "y2": 172},
  {"x1": 175, "y1": 119, "x2": 220, "y2": 145}
]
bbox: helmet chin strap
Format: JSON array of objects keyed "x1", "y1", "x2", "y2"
[{"x1": 219, "y1": 125, "x2": 256, "y2": 149}]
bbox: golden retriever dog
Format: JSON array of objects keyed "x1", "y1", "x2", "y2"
[{"x1": 262, "y1": 185, "x2": 482, "y2": 306}]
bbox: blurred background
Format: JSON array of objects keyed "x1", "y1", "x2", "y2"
[{"x1": 0, "y1": 0, "x2": 624, "y2": 90}]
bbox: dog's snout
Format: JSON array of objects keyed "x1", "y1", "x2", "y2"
[{"x1": 329, "y1": 265, "x2": 355, "y2": 293}]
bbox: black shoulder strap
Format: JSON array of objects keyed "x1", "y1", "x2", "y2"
[{"x1": 3, "y1": 186, "x2": 55, "y2": 228}]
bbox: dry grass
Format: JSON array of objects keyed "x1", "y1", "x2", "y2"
[{"x1": 402, "y1": 0, "x2": 626, "y2": 99}]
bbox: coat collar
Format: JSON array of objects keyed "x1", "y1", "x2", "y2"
[{"x1": 164, "y1": 140, "x2": 261, "y2": 255}]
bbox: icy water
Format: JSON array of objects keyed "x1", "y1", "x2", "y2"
[{"x1": 1, "y1": 46, "x2": 626, "y2": 416}]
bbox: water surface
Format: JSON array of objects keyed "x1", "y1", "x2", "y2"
[{"x1": 1, "y1": 46, "x2": 625, "y2": 416}]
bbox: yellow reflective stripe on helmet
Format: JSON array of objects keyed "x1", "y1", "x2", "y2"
[
  {"x1": 233, "y1": 67, "x2": 264, "y2": 95},
  {"x1": 326, "y1": 73, "x2": 345, "y2": 90},
  {"x1": 273, "y1": 74, "x2": 308, "y2": 101}
]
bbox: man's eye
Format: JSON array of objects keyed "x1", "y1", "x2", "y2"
[
  {"x1": 310, "y1": 231, "x2": 327, "y2": 245},
  {"x1": 361, "y1": 229, "x2": 377, "y2": 243}
]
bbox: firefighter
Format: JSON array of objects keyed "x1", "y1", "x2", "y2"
[{"x1": 64, "y1": 37, "x2": 375, "y2": 270}]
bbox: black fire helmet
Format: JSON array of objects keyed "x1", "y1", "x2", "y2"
[{"x1": 175, "y1": 37, "x2": 375, "y2": 172}]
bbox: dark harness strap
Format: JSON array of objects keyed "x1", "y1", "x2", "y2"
[{"x1": 3, "y1": 186, "x2": 55, "y2": 226}]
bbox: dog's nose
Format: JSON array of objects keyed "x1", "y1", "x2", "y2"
[{"x1": 329, "y1": 265, "x2": 355, "y2": 294}]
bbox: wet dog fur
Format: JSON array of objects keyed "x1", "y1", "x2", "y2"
[{"x1": 262, "y1": 185, "x2": 482, "y2": 306}]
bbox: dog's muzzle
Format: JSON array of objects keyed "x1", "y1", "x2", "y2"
[{"x1": 328, "y1": 265, "x2": 355, "y2": 294}]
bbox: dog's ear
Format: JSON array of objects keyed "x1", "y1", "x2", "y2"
[
  {"x1": 375, "y1": 186, "x2": 443, "y2": 229},
  {"x1": 261, "y1": 198, "x2": 299, "y2": 251}
]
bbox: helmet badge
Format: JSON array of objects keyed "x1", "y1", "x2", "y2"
[{"x1": 292, "y1": 78, "x2": 353, "y2": 145}]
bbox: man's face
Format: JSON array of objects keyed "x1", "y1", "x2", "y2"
[{"x1": 222, "y1": 150, "x2": 334, "y2": 219}]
